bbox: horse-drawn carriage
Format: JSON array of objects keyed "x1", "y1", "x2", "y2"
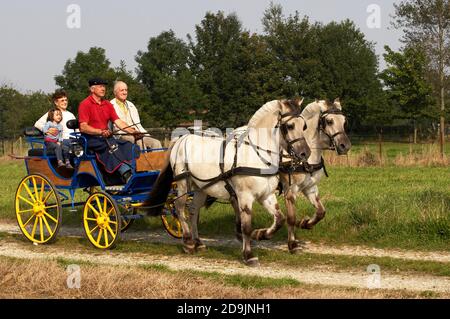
[{"x1": 14, "y1": 119, "x2": 183, "y2": 249}]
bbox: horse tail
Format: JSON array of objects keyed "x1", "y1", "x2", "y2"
[{"x1": 143, "y1": 159, "x2": 174, "y2": 216}]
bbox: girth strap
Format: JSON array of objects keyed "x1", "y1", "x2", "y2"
[{"x1": 279, "y1": 156, "x2": 329, "y2": 177}]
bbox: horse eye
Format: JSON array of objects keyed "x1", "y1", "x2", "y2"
[
  {"x1": 287, "y1": 124, "x2": 295, "y2": 130},
  {"x1": 326, "y1": 119, "x2": 333, "y2": 125}
]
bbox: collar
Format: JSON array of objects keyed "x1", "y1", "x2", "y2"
[{"x1": 89, "y1": 95, "x2": 104, "y2": 105}]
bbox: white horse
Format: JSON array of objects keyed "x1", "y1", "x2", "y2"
[
  {"x1": 143, "y1": 99, "x2": 311, "y2": 266},
  {"x1": 279, "y1": 99, "x2": 352, "y2": 253}
]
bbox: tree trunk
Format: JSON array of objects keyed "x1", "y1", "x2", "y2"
[{"x1": 438, "y1": 12, "x2": 446, "y2": 158}]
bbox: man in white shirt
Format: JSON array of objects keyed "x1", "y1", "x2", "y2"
[
  {"x1": 34, "y1": 90, "x2": 77, "y2": 139},
  {"x1": 110, "y1": 81, "x2": 162, "y2": 149}
]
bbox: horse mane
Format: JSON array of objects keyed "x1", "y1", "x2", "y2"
[
  {"x1": 301, "y1": 100, "x2": 323, "y2": 119},
  {"x1": 247, "y1": 100, "x2": 281, "y2": 128}
]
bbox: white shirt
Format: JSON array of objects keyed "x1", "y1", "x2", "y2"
[
  {"x1": 34, "y1": 110, "x2": 77, "y2": 140},
  {"x1": 110, "y1": 98, "x2": 147, "y2": 134}
]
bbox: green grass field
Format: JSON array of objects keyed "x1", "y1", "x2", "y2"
[
  {"x1": 1, "y1": 152, "x2": 449, "y2": 251},
  {"x1": 349, "y1": 141, "x2": 450, "y2": 161}
]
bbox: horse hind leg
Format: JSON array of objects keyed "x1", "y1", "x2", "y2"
[
  {"x1": 174, "y1": 181, "x2": 196, "y2": 254},
  {"x1": 297, "y1": 187, "x2": 326, "y2": 230},
  {"x1": 251, "y1": 193, "x2": 285, "y2": 241},
  {"x1": 189, "y1": 191, "x2": 207, "y2": 251},
  {"x1": 230, "y1": 197, "x2": 243, "y2": 242}
]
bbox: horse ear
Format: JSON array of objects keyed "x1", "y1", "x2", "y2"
[
  {"x1": 334, "y1": 98, "x2": 342, "y2": 110},
  {"x1": 295, "y1": 97, "x2": 304, "y2": 108}
]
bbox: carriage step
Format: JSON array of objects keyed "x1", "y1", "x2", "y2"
[{"x1": 105, "y1": 185, "x2": 125, "y2": 192}]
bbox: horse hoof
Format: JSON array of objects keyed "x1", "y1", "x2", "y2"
[
  {"x1": 182, "y1": 240, "x2": 196, "y2": 254},
  {"x1": 244, "y1": 257, "x2": 260, "y2": 267},
  {"x1": 251, "y1": 229, "x2": 269, "y2": 241},
  {"x1": 299, "y1": 218, "x2": 313, "y2": 230},
  {"x1": 195, "y1": 242, "x2": 207, "y2": 252}
]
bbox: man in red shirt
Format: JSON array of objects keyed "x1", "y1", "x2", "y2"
[{"x1": 78, "y1": 78, "x2": 144, "y2": 184}]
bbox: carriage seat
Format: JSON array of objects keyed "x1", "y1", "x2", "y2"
[
  {"x1": 23, "y1": 127, "x2": 44, "y2": 137},
  {"x1": 22, "y1": 127, "x2": 54, "y2": 156}
]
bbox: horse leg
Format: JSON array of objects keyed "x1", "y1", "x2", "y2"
[
  {"x1": 251, "y1": 193, "x2": 285, "y2": 241},
  {"x1": 174, "y1": 181, "x2": 196, "y2": 253},
  {"x1": 237, "y1": 195, "x2": 259, "y2": 267},
  {"x1": 189, "y1": 191, "x2": 207, "y2": 251},
  {"x1": 230, "y1": 197, "x2": 242, "y2": 242},
  {"x1": 297, "y1": 186, "x2": 326, "y2": 230},
  {"x1": 285, "y1": 189, "x2": 302, "y2": 254}
]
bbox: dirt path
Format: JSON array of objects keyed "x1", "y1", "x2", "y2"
[
  {"x1": 1, "y1": 221, "x2": 449, "y2": 263},
  {"x1": 0, "y1": 221, "x2": 449, "y2": 294}
]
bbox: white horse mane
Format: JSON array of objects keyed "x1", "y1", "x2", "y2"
[
  {"x1": 247, "y1": 100, "x2": 281, "y2": 128},
  {"x1": 301, "y1": 100, "x2": 327, "y2": 119}
]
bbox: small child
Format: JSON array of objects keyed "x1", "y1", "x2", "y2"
[{"x1": 43, "y1": 109, "x2": 73, "y2": 169}]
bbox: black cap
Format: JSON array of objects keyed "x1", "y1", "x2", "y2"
[{"x1": 88, "y1": 78, "x2": 108, "y2": 86}]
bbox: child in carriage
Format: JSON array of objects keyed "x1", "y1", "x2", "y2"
[{"x1": 43, "y1": 109, "x2": 73, "y2": 169}]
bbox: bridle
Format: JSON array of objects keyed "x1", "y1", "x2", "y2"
[
  {"x1": 278, "y1": 108, "x2": 308, "y2": 159},
  {"x1": 318, "y1": 108, "x2": 346, "y2": 151}
]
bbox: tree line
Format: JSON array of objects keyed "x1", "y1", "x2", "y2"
[{"x1": 0, "y1": 2, "x2": 448, "y2": 146}]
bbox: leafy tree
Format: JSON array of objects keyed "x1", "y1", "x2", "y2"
[
  {"x1": 393, "y1": 0, "x2": 450, "y2": 155},
  {"x1": 380, "y1": 45, "x2": 435, "y2": 140},
  {"x1": 136, "y1": 30, "x2": 204, "y2": 128},
  {"x1": 315, "y1": 20, "x2": 385, "y2": 130},
  {"x1": 0, "y1": 86, "x2": 50, "y2": 138},
  {"x1": 54, "y1": 47, "x2": 116, "y2": 113},
  {"x1": 189, "y1": 11, "x2": 277, "y2": 128},
  {"x1": 262, "y1": 3, "x2": 323, "y2": 99},
  {"x1": 262, "y1": 3, "x2": 385, "y2": 130}
]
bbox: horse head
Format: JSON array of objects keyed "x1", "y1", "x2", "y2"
[
  {"x1": 278, "y1": 98, "x2": 311, "y2": 161},
  {"x1": 318, "y1": 98, "x2": 351, "y2": 155}
]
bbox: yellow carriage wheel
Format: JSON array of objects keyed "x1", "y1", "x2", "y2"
[
  {"x1": 161, "y1": 202, "x2": 183, "y2": 239},
  {"x1": 15, "y1": 174, "x2": 62, "y2": 244},
  {"x1": 83, "y1": 191, "x2": 121, "y2": 249},
  {"x1": 120, "y1": 216, "x2": 134, "y2": 233},
  {"x1": 160, "y1": 184, "x2": 192, "y2": 239}
]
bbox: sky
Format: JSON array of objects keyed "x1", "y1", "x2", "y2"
[{"x1": 0, "y1": 0, "x2": 404, "y2": 93}]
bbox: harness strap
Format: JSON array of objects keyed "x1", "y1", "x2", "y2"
[
  {"x1": 280, "y1": 157, "x2": 329, "y2": 177},
  {"x1": 220, "y1": 139, "x2": 237, "y2": 199}
]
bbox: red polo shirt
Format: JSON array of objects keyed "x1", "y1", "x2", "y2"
[{"x1": 78, "y1": 95, "x2": 119, "y2": 130}]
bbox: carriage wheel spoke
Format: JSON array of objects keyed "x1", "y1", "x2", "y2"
[
  {"x1": 39, "y1": 180, "x2": 45, "y2": 201},
  {"x1": 42, "y1": 190, "x2": 54, "y2": 204},
  {"x1": 106, "y1": 225, "x2": 116, "y2": 240},
  {"x1": 42, "y1": 215, "x2": 53, "y2": 237},
  {"x1": 85, "y1": 217, "x2": 97, "y2": 222},
  {"x1": 18, "y1": 208, "x2": 34, "y2": 214},
  {"x1": 43, "y1": 204, "x2": 58, "y2": 210},
  {"x1": 23, "y1": 183, "x2": 36, "y2": 202},
  {"x1": 18, "y1": 195, "x2": 34, "y2": 207},
  {"x1": 87, "y1": 203, "x2": 100, "y2": 217},
  {"x1": 31, "y1": 216, "x2": 39, "y2": 238},
  {"x1": 32, "y1": 177, "x2": 39, "y2": 202},
  {"x1": 43, "y1": 211, "x2": 58, "y2": 223},
  {"x1": 106, "y1": 207, "x2": 114, "y2": 216},
  {"x1": 23, "y1": 214, "x2": 36, "y2": 228},
  {"x1": 103, "y1": 198, "x2": 108, "y2": 216},
  {"x1": 96, "y1": 229, "x2": 103, "y2": 244},
  {"x1": 95, "y1": 196, "x2": 103, "y2": 214},
  {"x1": 39, "y1": 217, "x2": 44, "y2": 242},
  {"x1": 89, "y1": 225, "x2": 99, "y2": 234},
  {"x1": 104, "y1": 228, "x2": 109, "y2": 246}
]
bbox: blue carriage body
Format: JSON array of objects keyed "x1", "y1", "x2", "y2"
[{"x1": 23, "y1": 130, "x2": 167, "y2": 211}]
